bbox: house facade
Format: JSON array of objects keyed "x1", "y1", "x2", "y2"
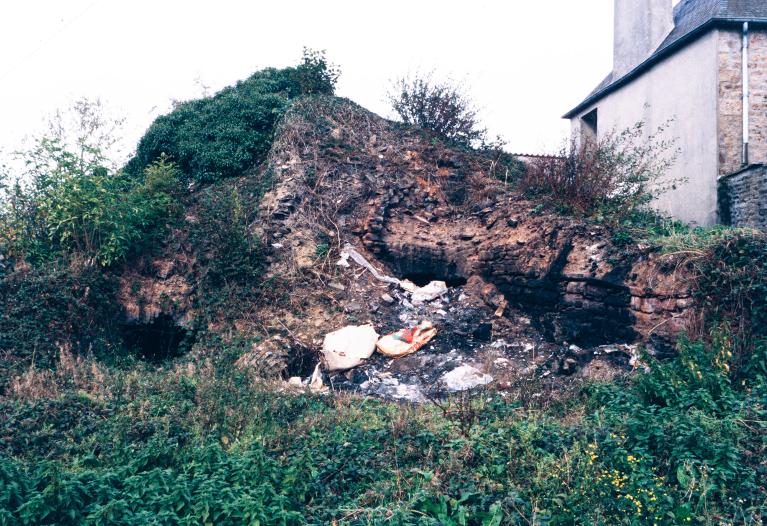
[{"x1": 564, "y1": 0, "x2": 767, "y2": 226}]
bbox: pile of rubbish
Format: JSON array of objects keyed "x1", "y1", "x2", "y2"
[{"x1": 284, "y1": 244, "x2": 640, "y2": 403}]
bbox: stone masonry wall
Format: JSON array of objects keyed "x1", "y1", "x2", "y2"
[
  {"x1": 362, "y1": 185, "x2": 695, "y2": 349},
  {"x1": 718, "y1": 29, "x2": 767, "y2": 175},
  {"x1": 719, "y1": 164, "x2": 767, "y2": 229}
]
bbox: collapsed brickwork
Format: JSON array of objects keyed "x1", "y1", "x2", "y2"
[{"x1": 257, "y1": 98, "x2": 696, "y2": 350}]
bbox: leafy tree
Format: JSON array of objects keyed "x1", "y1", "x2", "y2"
[
  {"x1": 388, "y1": 72, "x2": 488, "y2": 147},
  {"x1": 0, "y1": 100, "x2": 180, "y2": 267}
]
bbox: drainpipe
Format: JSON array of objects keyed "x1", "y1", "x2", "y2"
[{"x1": 742, "y1": 22, "x2": 750, "y2": 166}]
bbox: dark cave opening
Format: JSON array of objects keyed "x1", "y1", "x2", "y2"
[
  {"x1": 121, "y1": 315, "x2": 196, "y2": 361},
  {"x1": 403, "y1": 273, "x2": 468, "y2": 288},
  {"x1": 284, "y1": 342, "x2": 320, "y2": 379}
]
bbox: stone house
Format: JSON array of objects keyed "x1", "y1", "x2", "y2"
[{"x1": 564, "y1": 0, "x2": 767, "y2": 227}]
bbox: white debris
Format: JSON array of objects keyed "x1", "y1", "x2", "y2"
[
  {"x1": 309, "y1": 363, "x2": 325, "y2": 391},
  {"x1": 441, "y1": 365, "x2": 493, "y2": 392},
  {"x1": 381, "y1": 293, "x2": 395, "y2": 304},
  {"x1": 336, "y1": 251, "x2": 351, "y2": 267},
  {"x1": 340, "y1": 243, "x2": 400, "y2": 285},
  {"x1": 411, "y1": 281, "x2": 448, "y2": 304},
  {"x1": 399, "y1": 279, "x2": 418, "y2": 293},
  {"x1": 321, "y1": 324, "x2": 379, "y2": 371}
]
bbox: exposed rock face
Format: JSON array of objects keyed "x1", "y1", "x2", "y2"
[
  {"x1": 367, "y1": 192, "x2": 693, "y2": 346},
  {"x1": 257, "y1": 98, "x2": 695, "y2": 350},
  {"x1": 113, "y1": 97, "x2": 697, "y2": 383},
  {"x1": 117, "y1": 252, "x2": 196, "y2": 328}
]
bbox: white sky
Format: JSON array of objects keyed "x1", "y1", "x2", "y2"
[{"x1": 0, "y1": 1, "x2": 624, "y2": 161}]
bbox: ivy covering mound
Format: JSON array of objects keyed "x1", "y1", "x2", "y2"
[{"x1": 125, "y1": 49, "x2": 339, "y2": 185}]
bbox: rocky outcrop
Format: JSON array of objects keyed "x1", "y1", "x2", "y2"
[{"x1": 257, "y1": 98, "x2": 696, "y2": 350}]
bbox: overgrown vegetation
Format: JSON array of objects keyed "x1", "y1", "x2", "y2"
[
  {"x1": 388, "y1": 73, "x2": 488, "y2": 148},
  {"x1": 188, "y1": 178, "x2": 267, "y2": 322},
  {"x1": 0, "y1": 102, "x2": 181, "y2": 268},
  {"x1": 1, "y1": 56, "x2": 766, "y2": 525},
  {"x1": 126, "y1": 48, "x2": 339, "y2": 185},
  {"x1": 0, "y1": 333, "x2": 763, "y2": 525},
  {"x1": 521, "y1": 122, "x2": 680, "y2": 223}
]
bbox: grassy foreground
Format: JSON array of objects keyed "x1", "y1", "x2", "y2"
[{"x1": 0, "y1": 337, "x2": 764, "y2": 525}]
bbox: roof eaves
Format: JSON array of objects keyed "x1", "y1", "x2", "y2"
[{"x1": 562, "y1": 17, "x2": 767, "y2": 119}]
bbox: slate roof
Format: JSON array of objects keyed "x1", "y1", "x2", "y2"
[{"x1": 564, "y1": 0, "x2": 767, "y2": 118}]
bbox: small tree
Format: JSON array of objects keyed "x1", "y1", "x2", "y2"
[
  {"x1": 388, "y1": 73, "x2": 487, "y2": 147},
  {"x1": 291, "y1": 47, "x2": 340, "y2": 96},
  {"x1": 0, "y1": 99, "x2": 179, "y2": 267}
]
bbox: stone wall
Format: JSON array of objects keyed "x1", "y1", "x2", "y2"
[
  {"x1": 718, "y1": 29, "x2": 744, "y2": 175},
  {"x1": 719, "y1": 164, "x2": 767, "y2": 229},
  {"x1": 362, "y1": 183, "x2": 695, "y2": 349},
  {"x1": 718, "y1": 29, "x2": 767, "y2": 175}
]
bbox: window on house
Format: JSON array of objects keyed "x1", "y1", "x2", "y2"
[{"x1": 581, "y1": 108, "x2": 598, "y2": 143}]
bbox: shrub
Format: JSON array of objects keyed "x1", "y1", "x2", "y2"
[
  {"x1": 0, "y1": 263, "x2": 122, "y2": 375},
  {"x1": 0, "y1": 100, "x2": 181, "y2": 268},
  {"x1": 2, "y1": 159, "x2": 180, "y2": 267},
  {"x1": 126, "y1": 49, "x2": 340, "y2": 185},
  {"x1": 189, "y1": 180, "x2": 265, "y2": 321},
  {"x1": 388, "y1": 72, "x2": 487, "y2": 147},
  {"x1": 521, "y1": 122, "x2": 679, "y2": 221}
]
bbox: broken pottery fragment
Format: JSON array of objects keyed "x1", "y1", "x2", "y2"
[
  {"x1": 376, "y1": 321, "x2": 437, "y2": 358},
  {"x1": 322, "y1": 324, "x2": 379, "y2": 371},
  {"x1": 411, "y1": 281, "x2": 449, "y2": 304},
  {"x1": 440, "y1": 365, "x2": 493, "y2": 392}
]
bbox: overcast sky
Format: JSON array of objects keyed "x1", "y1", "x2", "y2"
[{"x1": 1, "y1": 1, "x2": 623, "y2": 161}]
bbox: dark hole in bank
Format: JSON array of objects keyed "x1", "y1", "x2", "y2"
[
  {"x1": 122, "y1": 314, "x2": 196, "y2": 361},
  {"x1": 403, "y1": 273, "x2": 468, "y2": 288},
  {"x1": 284, "y1": 342, "x2": 320, "y2": 378}
]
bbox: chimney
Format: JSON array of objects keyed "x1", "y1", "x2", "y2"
[{"x1": 613, "y1": 0, "x2": 674, "y2": 78}]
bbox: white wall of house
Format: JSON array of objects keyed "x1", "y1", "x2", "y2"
[{"x1": 570, "y1": 30, "x2": 720, "y2": 226}]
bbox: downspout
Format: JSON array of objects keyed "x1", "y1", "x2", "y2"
[{"x1": 742, "y1": 22, "x2": 750, "y2": 166}]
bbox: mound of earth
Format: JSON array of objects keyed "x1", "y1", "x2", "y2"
[{"x1": 118, "y1": 96, "x2": 697, "y2": 401}]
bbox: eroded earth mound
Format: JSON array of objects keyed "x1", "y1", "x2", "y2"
[{"x1": 118, "y1": 97, "x2": 697, "y2": 401}]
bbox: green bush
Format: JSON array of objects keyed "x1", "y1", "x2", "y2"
[
  {"x1": 44, "y1": 165, "x2": 179, "y2": 267},
  {"x1": 0, "y1": 264, "x2": 121, "y2": 374},
  {"x1": 2, "y1": 160, "x2": 180, "y2": 268},
  {"x1": 188, "y1": 180, "x2": 266, "y2": 321},
  {"x1": 126, "y1": 49, "x2": 339, "y2": 185}
]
